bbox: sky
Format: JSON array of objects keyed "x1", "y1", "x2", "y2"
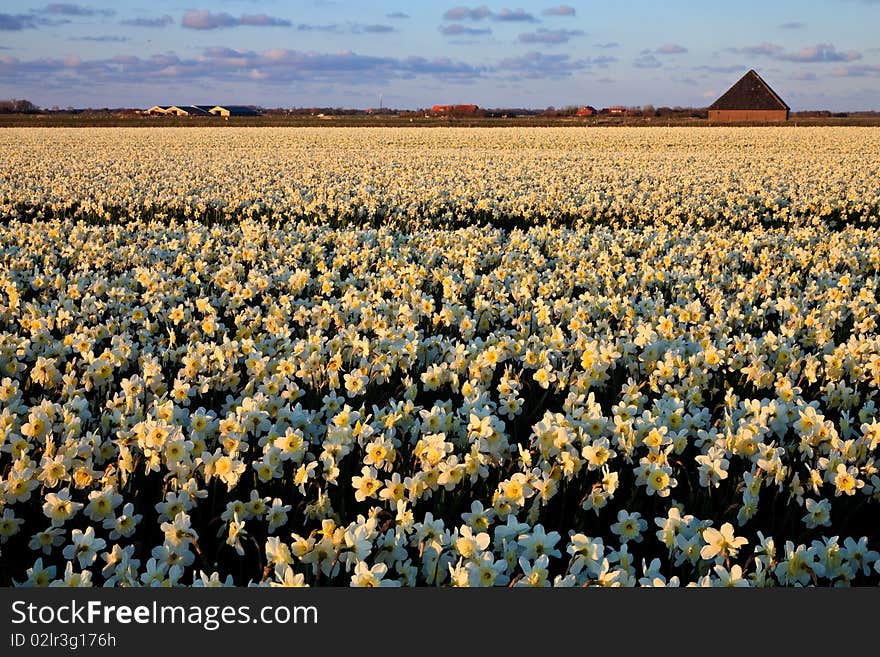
[{"x1": 0, "y1": 1, "x2": 878, "y2": 111}]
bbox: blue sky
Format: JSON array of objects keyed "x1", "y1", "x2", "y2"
[{"x1": 1, "y1": 1, "x2": 877, "y2": 110}]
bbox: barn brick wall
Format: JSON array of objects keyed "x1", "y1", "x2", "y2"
[{"x1": 708, "y1": 109, "x2": 789, "y2": 123}]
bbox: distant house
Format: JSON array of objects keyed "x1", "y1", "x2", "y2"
[
  {"x1": 604, "y1": 106, "x2": 628, "y2": 115},
  {"x1": 575, "y1": 106, "x2": 596, "y2": 117},
  {"x1": 146, "y1": 106, "x2": 172, "y2": 115},
  {"x1": 708, "y1": 70, "x2": 789, "y2": 123},
  {"x1": 209, "y1": 105, "x2": 262, "y2": 117}
]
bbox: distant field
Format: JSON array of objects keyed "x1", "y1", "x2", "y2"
[
  {"x1": 2, "y1": 113, "x2": 880, "y2": 128},
  {"x1": 2, "y1": 126, "x2": 880, "y2": 588}
]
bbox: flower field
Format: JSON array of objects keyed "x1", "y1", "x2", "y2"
[
  {"x1": 4, "y1": 127, "x2": 879, "y2": 229},
  {"x1": 1, "y1": 127, "x2": 880, "y2": 586}
]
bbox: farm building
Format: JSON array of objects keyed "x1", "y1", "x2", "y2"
[
  {"x1": 576, "y1": 106, "x2": 597, "y2": 117},
  {"x1": 708, "y1": 70, "x2": 789, "y2": 123},
  {"x1": 209, "y1": 105, "x2": 262, "y2": 117},
  {"x1": 166, "y1": 105, "x2": 211, "y2": 116},
  {"x1": 144, "y1": 105, "x2": 260, "y2": 117},
  {"x1": 145, "y1": 105, "x2": 211, "y2": 116}
]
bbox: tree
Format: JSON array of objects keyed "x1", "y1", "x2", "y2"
[{"x1": 0, "y1": 99, "x2": 39, "y2": 113}]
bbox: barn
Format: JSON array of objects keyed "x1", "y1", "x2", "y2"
[
  {"x1": 166, "y1": 105, "x2": 211, "y2": 116},
  {"x1": 430, "y1": 104, "x2": 480, "y2": 116},
  {"x1": 145, "y1": 105, "x2": 212, "y2": 116},
  {"x1": 708, "y1": 70, "x2": 789, "y2": 123}
]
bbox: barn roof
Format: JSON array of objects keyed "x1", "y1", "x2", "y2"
[
  {"x1": 708, "y1": 70, "x2": 790, "y2": 111},
  {"x1": 165, "y1": 105, "x2": 210, "y2": 115}
]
